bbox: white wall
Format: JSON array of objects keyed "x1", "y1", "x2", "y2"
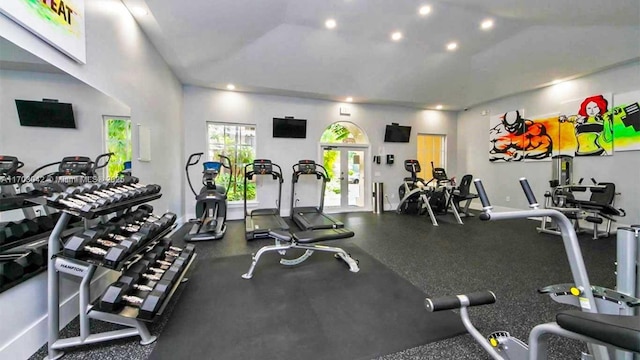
[
  {"x1": 182, "y1": 86, "x2": 458, "y2": 220},
  {"x1": 0, "y1": 0, "x2": 184, "y2": 215},
  {"x1": 457, "y1": 60, "x2": 640, "y2": 224},
  {"x1": 0, "y1": 1, "x2": 183, "y2": 358},
  {"x1": 0, "y1": 69, "x2": 130, "y2": 174}
]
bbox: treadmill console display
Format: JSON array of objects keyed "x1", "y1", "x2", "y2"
[
  {"x1": 404, "y1": 159, "x2": 421, "y2": 173},
  {"x1": 253, "y1": 160, "x2": 273, "y2": 175},
  {"x1": 298, "y1": 160, "x2": 316, "y2": 174},
  {"x1": 59, "y1": 156, "x2": 93, "y2": 175},
  {"x1": 0, "y1": 156, "x2": 19, "y2": 175},
  {"x1": 203, "y1": 162, "x2": 222, "y2": 172}
]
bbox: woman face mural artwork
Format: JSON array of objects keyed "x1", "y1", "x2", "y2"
[
  {"x1": 585, "y1": 101, "x2": 601, "y2": 117},
  {"x1": 559, "y1": 94, "x2": 613, "y2": 156}
]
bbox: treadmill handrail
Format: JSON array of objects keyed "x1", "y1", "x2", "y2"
[
  {"x1": 291, "y1": 161, "x2": 329, "y2": 183},
  {"x1": 244, "y1": 160, "x2": 284, "y2": 217},
  {"x1": 290, "y1": 160, "x2": 330, "y2": 222}
]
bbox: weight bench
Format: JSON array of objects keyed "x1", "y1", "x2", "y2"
[
  {"x1": 241, "y1": 228, "x2": 359, "y2": 279},
  {"x1": 565, "y1": 182, "x2": 625, "y2": 239}
]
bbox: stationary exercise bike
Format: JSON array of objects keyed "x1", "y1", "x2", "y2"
[
  {"x1": 184, "y1": 152, "x2": 231, "y2": 241},
  {"x1": 425, "y1": 178, "x2": 640, "y2": 360},
  {"x1": 396, "y1": 160, "x2": 462, "y2": 225}
]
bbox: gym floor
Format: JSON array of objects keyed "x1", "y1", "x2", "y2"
[{"x1": 30, "y1": 211, "x2": 617, "y2": 360}]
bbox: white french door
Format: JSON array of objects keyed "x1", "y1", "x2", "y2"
[{"x1": 322, "y1": 146, "x2": 366, "y2": 211}]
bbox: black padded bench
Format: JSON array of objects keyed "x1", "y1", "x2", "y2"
[
  {"x1": 242, "y1": 228, "x2": 358, "y2": 279},
  {"x1": 557, "y1": 310, "x2": 640, "y2": 354}
]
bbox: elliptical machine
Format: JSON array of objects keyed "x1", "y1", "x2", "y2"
[
  {"x1": 397, "y1": 160, "x2": 427, "y2": 215},
  {"x1": 397, "y1": 159, "x2": 462, "y2": 226},
  {"x1": 184, "y1": 152, "x2": 231, "y2": 241}
]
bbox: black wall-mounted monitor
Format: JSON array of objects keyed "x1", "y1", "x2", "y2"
[
  {"x1": 384, "y1": 124, "x2": 411, "y2": 143},
  {"x1": 273, "y1": 117, "x2": 307, "y2": 139},
  {"x1": 15, "y1": 100, "x2": 76, "y2": 129}
]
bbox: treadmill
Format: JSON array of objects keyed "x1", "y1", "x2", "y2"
[
  {"x1": 290, "y1": 160, "x2": 344, "y2": 230},
  {"x1": 244, "y1": 159, "x2": 289, "y2": 240}
]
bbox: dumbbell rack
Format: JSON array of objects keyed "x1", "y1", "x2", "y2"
[
  {"x1": 44, "y1": 192, "x2": 195, "y2": 360},
  {"x1": 0, "y1": 189, "x2": 81, "y2": 293}
]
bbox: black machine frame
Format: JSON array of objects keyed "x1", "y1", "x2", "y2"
[
  {"x1": 244, "y1": 159, "x2": 289, "y2": 240},
  {"x1": 184, "y1": 152, "x2": 232, "y2": 241},
  {"x1": 290, "y1": 160, "x2": 344, "y2": 230}
]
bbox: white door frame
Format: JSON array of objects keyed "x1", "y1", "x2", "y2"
[{"x1": 318, "y1": 143, "x2": 370, "y2": 213}]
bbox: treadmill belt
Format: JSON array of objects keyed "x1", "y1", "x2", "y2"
[
  {"x1": 293, "y1": 211, "x2": 344, "y2": 230},
  {"x1": 246, "y1": 214, "x2": 289, "y2": 240}
]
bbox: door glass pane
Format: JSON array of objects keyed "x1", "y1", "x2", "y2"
[
  {"x1": 323, "y1": 148, "x2": 341, "y2": 207},
  {"x1": 348, "y1": 150, "x2": 364, "y2": 207}
]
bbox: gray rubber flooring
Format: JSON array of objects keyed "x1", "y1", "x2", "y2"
[{"x1": 30, "y1": 210, "x2": 620, "y2": 359}]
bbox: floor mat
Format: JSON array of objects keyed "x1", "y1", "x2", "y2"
[{"x1": 150, "y1": 243, "x2": 466, "y2": 360}]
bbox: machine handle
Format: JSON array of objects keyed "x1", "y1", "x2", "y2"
[
  {"x1": 28, "y1": 161, "x2": 62, "y2": 179},
  {"x1": 473, "y1": 179, "x2": 491, "y2": 209},
  {"x1": 219, "y1": 155, "x2": 232, "y2": 169},
  {"x1": 425, "y1": 291, "x2": 496, "y2": 312},
  {"x1": 187, "y1": 152, "x2": 203, "y2": 166},
  {"x1": 519, "y1": 178, "x2": 538, "y2": 207},
  {"x1": 93, "y1": 152, "x2": 113, "y2": 171}
]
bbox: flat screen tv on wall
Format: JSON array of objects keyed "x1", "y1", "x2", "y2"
[
  {"x1": 15, "y1": 100, "x2": 76, "y2": 129},
  {"x1": 273, "y1": 117, "x2": 307, "y2": 138},
  {"x1": 384, "y1": 124, "x2": 411, "y2": 142}
]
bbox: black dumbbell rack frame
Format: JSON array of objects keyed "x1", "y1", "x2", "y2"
[
  {"x1": 55, "y1": 223, "x2": 176, "y2": 271},
  {"x1": 0, "y1": 227, "x2": 80, "y2": 294},
  {"x1": 100, "y1": 246, "x2": 196, "y2": 321},
  {"x1": 1, "y1": 184, "x2": 83, "y2": 294},
  {"x1": 0, "y1": 193, "x2": 36, "y2": 211},
  {"x1": 0, "y1": 226, "x2": 80, "y2": 253},
  {"x1": 45, "y1": 192, "x2": 193, "y2": 360}
]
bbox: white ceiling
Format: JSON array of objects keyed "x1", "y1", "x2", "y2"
[{"x1": 124, "y1": 0, "x2": 639, "y2": 110}]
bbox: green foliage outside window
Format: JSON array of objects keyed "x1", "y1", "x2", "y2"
[
  {"x1": 321, "y1": 123, "x2": 350, "y2": 186},
  {"x1": 320, "y1": 123, "x2": 349, "y2": 143},
  {"x1": 105, "y1": 118, "x2": 132, "y2": 179},
  {"x1": 208, "y1": 123, "x2": 256, "y2": 202}
]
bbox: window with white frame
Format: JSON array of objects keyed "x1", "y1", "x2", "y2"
[{"x1": 206, "y1": 122, "x2": 256, "y2": 202}]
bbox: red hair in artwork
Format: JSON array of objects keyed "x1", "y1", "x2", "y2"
[{"x1": 578, "y1": 95, "x2": 608, "y2": 117}]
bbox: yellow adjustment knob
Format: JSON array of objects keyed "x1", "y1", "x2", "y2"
[
  {"x1": 490, "y1": 338, "x2": 499, "y2": 347},
  {"x1": 570, "y1": 287, "x2": 581, "y2": 296}
]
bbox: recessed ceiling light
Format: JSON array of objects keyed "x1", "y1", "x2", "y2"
[
  {"x1": 446, "y1": 42, "x2": 458, "y2": 51},
  {"x1": 391, "y1": 32, "x2": 403, "y2": 41},
  {"x1": 346, "y1": 97, "x2": 353, "y2": 102},
  {"x1": 419, "y1": 5, "x2": 431, "y2": 16},
  {"x1": 325, "y1": 19, "x2": 337, "y2": 29},
  {"x1": 132, "y1": 7, "x2": 148, "y2": 16},
  {"x1": 480, "y1": 19, "x2": 494, "y2": 30},
  {"x1": 435, "y1": 105, "x2": 443, "y2": 110},
  {"x1": 226, "y1": 84, "x2": 236, "y2": 90}
]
